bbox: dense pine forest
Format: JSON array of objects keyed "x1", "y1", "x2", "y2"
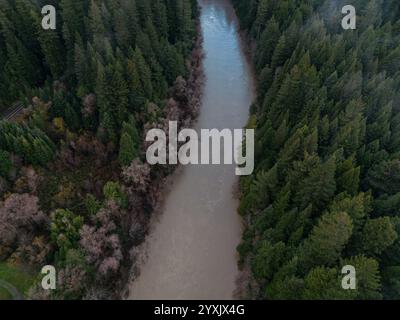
[
  {"x1": 233, "y1": 0, "x2": 400, "y2": 299},
  {"x1": 0, "y1": 0, "x2": 201, "y2": 299},
  {"x1": 2, "y1": 0, "x2": 400, "y2": 301}
]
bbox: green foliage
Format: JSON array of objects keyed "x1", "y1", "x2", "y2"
[
  {"x1": 84, "y1": 194, "x2": 102, "y2": 216},
  {"x1": 0, "y1": 150, "x2": 12, "y2": 178},
  {"x1": 343, "y1": 256, "x2": 382, "y2": 299},
  {"x1": 0, "y1": 0, "x2": 197, "y2": 121},
  {"x1": 118, "y1": 117, "x2": 140, "y2": 167},
  {"x1": 302, "y1": 267, "x2": 351, "y2": 300},
  {"x1": 295, "y1": 155, "x2": 337, "y2": 211},
  {"x1": 0, "y1": 120, "x2": 55, "y2": 166},
  {"x1": 0, "y1": 263, "x2": 34, "y2": 300},
  {"x1": 264, "y1": 258, "x2": 304, "y2": 299},
  {"x1": 299, "y1": 212, "x2": 353, "y2": 270},
  {"x1": 118, "y1": 132, "x2": 136, "y2": 167},
  {"x1": 382, "y1": 266, "x2": 400, "y2": 299},
  {"x1": 367, "y1": 159, "x2": 400, "y2": 195},
  {"x1": 64, "y1": 103, "x2": 80, "y2": 131},
  {"x1": 50, "y1": 209, "x2": 84, "y2": 261},
  {"x1": 361, "y1": 217, "x2": 398, "y2": 256},
  {"x1": 251, "y1": 241, "x2": 286, "y2": 280},
  {"x1": 233, "y1": 0, "x2": 400, "y2": 299},
  {"x1": 103, "y1": 181, "x2": 128, "y2": 209}
]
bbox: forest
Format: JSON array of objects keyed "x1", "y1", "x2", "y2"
[
  {"x1": 0, "y1": 0, "x2": 201, "y2": 299},
  {"x1": 233, "y1": 0, "x2": 400, "y2": 299},
  {"x1": 1, "y1": 0, "x2": 400, "y2": 301}
]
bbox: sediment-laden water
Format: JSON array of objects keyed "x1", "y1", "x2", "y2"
[{"x1": 129, "y1": 0, "x2": 255, "y2": 300}]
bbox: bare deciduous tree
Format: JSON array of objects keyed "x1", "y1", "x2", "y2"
[
  {"x1": 79, "y1": 201, "x2": 123, "y2": 277},
  {"x1": 0, "y1": 193, "x2": 48, "y2": 258}
]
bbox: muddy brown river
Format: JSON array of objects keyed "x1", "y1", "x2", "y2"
[{"x1": 128, "y1": 0, "x2": 255, "y2": 300}]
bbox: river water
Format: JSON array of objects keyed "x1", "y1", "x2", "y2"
[{"x1": 128, "y1": 0, "x2": 255, "y2": 300}]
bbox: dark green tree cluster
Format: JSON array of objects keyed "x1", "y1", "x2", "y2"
[
  {"x1": 0, "y1": 0, "x2": 49, "y2": 107},
  {"x1": 233, "y1": 0, "x2": 400, "y2": 299},
  {"x1": 1, "y1": 0, "x2": 197, "y2": 149},
  {"x1": 0, "y1": 149, "x2": 12, "y2": 178},
  {"x1": 118, "y1": 115, "x2": 140, "y2": 166},
  {"x1": 0, "y1": 120, "x2": 56, "y2": 166}
]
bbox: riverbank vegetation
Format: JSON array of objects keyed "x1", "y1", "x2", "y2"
[
  {"x1": 0, "y1": 0, "x2": 201, "y2": 299},
  {"x1": 233, "y1": 0, "x2": 400, "y2": 299}
]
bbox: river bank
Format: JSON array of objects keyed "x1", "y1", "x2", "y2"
[
  {"x1": 119, "y1": 15, "x2": 205, "y2": 299},
  {"x1": 128, "y1": 0, "x2": 256, "y2": 300}
]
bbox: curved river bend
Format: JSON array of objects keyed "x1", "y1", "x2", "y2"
[{"x1": 129, "y1": 0, "x2": 255, "y2": 300}]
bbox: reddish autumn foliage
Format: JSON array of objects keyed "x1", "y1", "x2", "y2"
[
  {"x1": 79, "y1": 201, "x2": 123, "y2": 277},
  {"x1": 122, "y1": 159, "x2": 151, "y2": 193},
  {"x1": 0, "y1": 193, "x2": 48, "y2": 257}
]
